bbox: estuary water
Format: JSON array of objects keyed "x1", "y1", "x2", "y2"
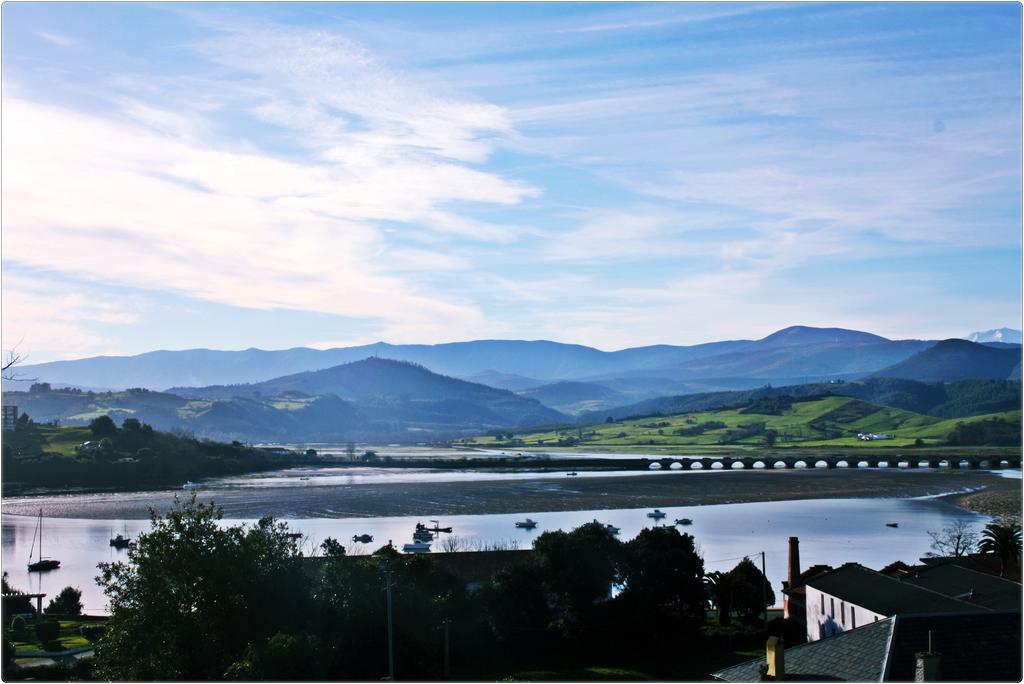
[{"x1": 1, "y1": 494, "x2": 988, "y2": 615}]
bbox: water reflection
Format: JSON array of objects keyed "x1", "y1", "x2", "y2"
[{"x1": 1, "y1": 497, "x2": 988, "y2": 617}]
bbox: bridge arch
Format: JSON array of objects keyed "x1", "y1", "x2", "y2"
[
  {"x1": 814, "y1": 460, "x2": 829, "y2": 469},
  {"x1": 669, "y1": 462, "x2": 683, "y2": 470},
  {"x1": 836, "y1": 460, "x2": 850, "y2": 468},
  {"x1": 690, "y1": 461, "x2": 703, "y2": 470},
  {"x1": 710, "y1": 461, "x2": 724, "y2": 470},
  {"x1": 857, "y1": 460, "x2": 871, "y2": 468},
  {"x1": 731, "y1": 461, "x2": 746, "y2": 469}
]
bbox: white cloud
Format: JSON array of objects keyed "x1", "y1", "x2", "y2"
[
  {"x1": 2, "y1": 21, "x2": 541, "y2": 346},
  {"x1": 36, "y1": 31, "x2": 76, "y2": 46}
]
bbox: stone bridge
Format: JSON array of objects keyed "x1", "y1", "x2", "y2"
[{"x1": 643, "y1": 454, "x2": 1023, "y2": 471}]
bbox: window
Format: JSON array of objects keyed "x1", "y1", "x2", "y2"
[
  {"x1": 841, "y1": 601, "x2": 846, "y2": 624},
  {"x1": 851, "y1": 607, "x2": 857, "y2": 629},
  {"x1": 830, "y1": 597, "x2": 835, "y2": 618},
  {"x1": 820, "y1": 594, "x2": 825, "y2": 613}
]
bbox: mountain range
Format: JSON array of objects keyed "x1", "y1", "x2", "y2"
[
  {"x1": 15, "y1": 325, "x2": 1020, "y2": 396},
  {"x1": 5, "y1": 326, "x2": 1020, "y2": 441}
]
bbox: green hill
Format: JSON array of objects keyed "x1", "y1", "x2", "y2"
[
  {"x1": 873, "y1": 339, "x2": 1021, "y2": 381},
  {"x1": 469, "y1": 395, "x2": 1021, "y2": 450}
]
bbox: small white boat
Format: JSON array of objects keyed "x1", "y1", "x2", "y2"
[
  {"x1": 402, "y1": 541, "x2": 432, "y2": 554},
  {"x1": 593, "y1": 519, "x2": 620, "y2": 535},
  {"x1": 647, "y1": 509, "x2": 667, "y2": 519},
  {"x1": 182, "y1": 481, "x2": 199, "y2": 490},
  {"x1": 515, "y1": 518, "x2": 538, "y2": 529}
]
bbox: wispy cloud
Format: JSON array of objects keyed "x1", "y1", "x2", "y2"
[{"x1": 35, "y1": 30, "x2": 76, "y2": 46}]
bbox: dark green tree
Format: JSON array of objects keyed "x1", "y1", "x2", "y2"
[
  {"x1": 533, "y1": 522, "x2": 624, "y2": 619},
  {"x1": 95, "y1": 495, "x2": 313, "y2": 680},
  {"x1": 89, "y1": 415, "x2": 118, "y2": 438},
  {"x1": 621, "y1": 527, "x2": 706, "y2": 621},
  {"x1": 45, "y1": 586, "x2": 83, "y2": 616}
]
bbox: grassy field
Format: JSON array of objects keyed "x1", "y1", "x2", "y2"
[
  {"x1": 33, "y1": 425, "x2": 92, "y2": 458},
  {"x1": 8, "y1": 618, "x2": 101, "y2": 655},
  {"x1": 465, "y1": 396, "x2": 1021, "y2": 451}
]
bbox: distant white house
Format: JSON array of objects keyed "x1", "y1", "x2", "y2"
[{"x1": 857, "y1": 432, "x2": 890, "y2": 441}]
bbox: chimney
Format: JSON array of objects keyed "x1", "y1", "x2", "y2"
[
  {"x1": 788, "y1": 537, "x2": 801, "y2": 587},
  {"x1": 914, "y1": 631, "x2": 941, "y2": 682},
  {"x1": 767, "y1": 636, "x2": 785, "y2": 680}
]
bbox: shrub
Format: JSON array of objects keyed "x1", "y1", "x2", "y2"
[
  {"x1": 34, "y1": 621, "x2": 60, "y2": 643},
  {"x1": 80, "y1": 624, "x2": 106, "y2": 642}
]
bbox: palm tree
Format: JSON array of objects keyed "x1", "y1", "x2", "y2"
[{"x1": 978, "y1": 521, "x2": 1022, "y2": 577}]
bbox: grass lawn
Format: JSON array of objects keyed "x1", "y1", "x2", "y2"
[
  {"x1": 467, "y1": 396, "x2": 1020, "y2": 452},
  {"x1": 6, "y1": 618, "x2": 104, "y2": 654},
  {"x1": 35, "y1": 425, "x2": 92, "y2": 458}
]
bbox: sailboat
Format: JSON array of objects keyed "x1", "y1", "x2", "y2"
[
  {"x1": 28, "y1": 509, "x2": 60, "y2": 572},
  {"x1": 109, "y1": 522, "x2": 130, "y2": 549}
]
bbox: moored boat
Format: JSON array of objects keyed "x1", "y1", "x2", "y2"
[
  {"x1": 515, "y1": 518, "x2": 538, "y2": 529},
  {"x1": 675, "y1": 518, "x2": 693, "y2": 526},
  {"x1": 352, "y1": 534, "x2": 374, "y2": 543},
  {"x1": 647, "y1": 509, "x2": 667, "y2": 519},
  {"x1": 402, "y1": 541, "x2": 432, "y2": 554}
]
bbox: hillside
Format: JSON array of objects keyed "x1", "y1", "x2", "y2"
[
  {"x1": 1, "y1": 415, "x2": 312, "y2": 493},
  {"x1": 7, "y1": 360, "x2": 567, "y2": 442},
  {"x1": 873, "y1": 339, "x2": 1021, "y2": 382},
  {"x1": 578, "y1": 378, "x2": 1021, "y2": 423},
  {"x1": 517, "y1": 381, "x2": 627, "y2": 415},
  {"x1": 469, "y1": 395, "x2": 1021, "y2": 450}
]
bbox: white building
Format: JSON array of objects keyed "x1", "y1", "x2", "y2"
[{"x1": 803, "y1": 563, "x2": 997, "y2": 642}]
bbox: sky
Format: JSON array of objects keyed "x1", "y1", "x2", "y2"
[{"x1": 2, "y1": 2, "x2": 1021, "y2": 362}]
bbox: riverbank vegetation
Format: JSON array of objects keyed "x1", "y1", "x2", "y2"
[
  {"x1": 82, "y1": 497, "x2": 786, "y2": 681},
  {"x1": 466, "y1": 395, "x2": 1021, "y2": 450},
  {"x1": 1, "y1": 414, "x2": 319, "y2": 494}
]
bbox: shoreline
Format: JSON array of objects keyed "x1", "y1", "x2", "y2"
[{"x1": 2, "y1": 469, "x2": 1016, "y2": 521}]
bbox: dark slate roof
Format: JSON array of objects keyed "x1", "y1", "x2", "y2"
[
  {"x1": 920, "y1": 553, "x2": 1022, "y2": 583},
  {"x1": 883, "y1": 611, "x2": 1022, "y2": 682},
  {"x1": 713, "y1": 611, "x2": 1023, "y2": 682},
  {"x1": 806, "y1": 563, "x2": 989, "y2": 616},
  {"x1": 712, "y1": 619, "x2": 894, "y2": 682},
  {"x1": 901, "y1": 564, "x2": 1022, "y2": 611}
]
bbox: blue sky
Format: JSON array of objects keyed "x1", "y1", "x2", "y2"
[{"x1": 2, "y1": 2, "x2": 1021, "y2": 362}]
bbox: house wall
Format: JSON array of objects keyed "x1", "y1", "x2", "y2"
[{"x1": 805, "y1": 586, "x2": 887, "y2": 642}]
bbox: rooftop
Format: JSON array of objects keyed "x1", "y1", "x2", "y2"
[
  {"x1": 713, "y1": 611, "x2": 1022, "y2": 682},
  {"x1": 806, "y1": 562, "x2": 990, "y2": 616}
]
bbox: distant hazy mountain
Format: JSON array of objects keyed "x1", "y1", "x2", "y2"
[
  {"x1": 14, "y1": 325, "x2": 932, "y2": 393},
  {"x1": 873, "y1": 339, "x2": 1022, "y2": 382},
  {"x1": 517, "y1": 381, "x2": 627, "y2": 415},
  {"x1": 9, "y1": 359, "x2": 567, "y2": 442},
  {"x1": 462, "y1": 370, "x2": 546, "y2": 392},
  {"x1": 966, "y1": 328, "x2": 1022, "y2": 345}
]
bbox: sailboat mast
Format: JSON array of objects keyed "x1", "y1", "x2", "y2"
[{"x1": 39, "y1": 509, "x2": 43, "y2": 559}]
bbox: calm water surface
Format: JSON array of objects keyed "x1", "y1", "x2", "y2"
[{"x1": 2, "y1": 496, "x2": 988, "y2": 615}]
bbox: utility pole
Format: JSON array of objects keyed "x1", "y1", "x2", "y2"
[
  {"x1": 380, "y1": 560, "x2": 395, "y2": 681},
  {"x1": 761, "y1": 550, "x2": 768, "y2": 631},
  {"x1": 442, "y1": 618, "x2": 451, "y2": 679}
]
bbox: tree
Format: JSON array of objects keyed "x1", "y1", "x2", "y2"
[
  {"x1": 89, "y1": 415, "x2": 118, "y2": 438},
  {"x1": 763, "y1": 430, "x2": 778, "y2": 447},
  {"x1": 926, "y1": 520, "x2": 978, "y2": 557},
  {"x1": 95, "y1": 495, "x2": 313, "y2": 680},
  {"x1": 728, "y1": 558, "x2": 775, "y2": 621},
  {"x1": 708, "y1": 558, "x2": 775, "y2": 625},
  {"x1": 978, "y1": 521, "x2": 1022, "y2": 577},
  {"x1": 621, "y1": 527, "x2": 706, "y2": 622},
  {"x1": 45, "y1": 586, "x2": 83, "y2": 616},
  {"x1": 533, "y1": 522, "x2": 624, "y2": 618}
]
